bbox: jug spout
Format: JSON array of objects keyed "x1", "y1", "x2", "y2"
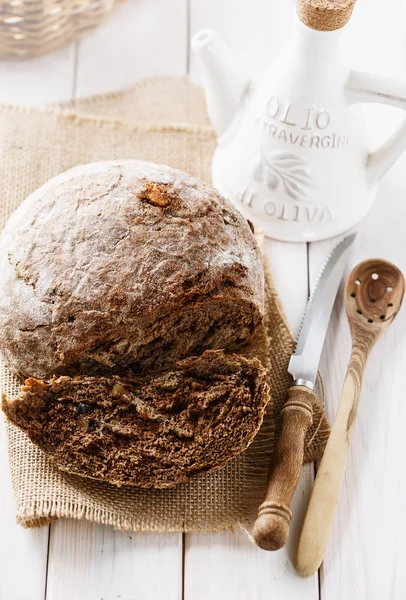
[{"x1": 192, "y1": 29, "x2": 250, "y2": 138}]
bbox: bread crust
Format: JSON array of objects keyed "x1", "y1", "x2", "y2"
[{"x1": 0, "y1": 160, "x2": 264, "y2": 379}]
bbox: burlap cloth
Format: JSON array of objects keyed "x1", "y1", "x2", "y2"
[{"x1": 0, "y1": 78, "x2": 330, "y2": 531}]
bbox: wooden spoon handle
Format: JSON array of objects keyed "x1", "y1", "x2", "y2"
[
  {"x1": 295, "y1": 359, "x2": 362, "y2": 576},
  {"x1": 253, "y1": 385, "x2": 316, "y2": 551}
]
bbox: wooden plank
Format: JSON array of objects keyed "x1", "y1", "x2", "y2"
[
  {"x1": 74, "y1": 0, "x2": 188, "y2": 97},
  {"x1": 0, "y1": 418, "x2": 49, "y2": 600},
  {"x1": 0, "y1": 44, "x2": 76, "y2": 105},
  {"x1": 45, "y1": 3, "x2": 188, "y2": 599},
  {"x1": 308, "y1": 0, "x2": 406, "y2": 597},
  {"x1": 184, "y1": 500, "x2": 315, "y2": 600},
  {"x1": 186, "y1": 2, "x2": 319, "y2": 598},
  {"x1": 46, "y1": 520, "x2": 183, "y2": 600}
]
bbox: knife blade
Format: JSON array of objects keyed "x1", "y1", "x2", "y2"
[
  {"x1": 253, "y1": 232, "x2": 356, "y2": 552},
  {"x1": 288, "y1": 232, "x2": 357, "y2": 390}
]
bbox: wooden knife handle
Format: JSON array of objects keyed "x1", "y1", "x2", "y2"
[{"x1": 253, "y1": 385, "x2": 316, "y2": 551}]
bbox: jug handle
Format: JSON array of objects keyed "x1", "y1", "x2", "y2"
[{"x1": 346, "y1": 70, "x2": 406, "y2": 184}]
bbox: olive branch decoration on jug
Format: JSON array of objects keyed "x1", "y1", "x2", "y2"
[{"x1": 252, "y1": 151, "x2": 315, "y2": 202}]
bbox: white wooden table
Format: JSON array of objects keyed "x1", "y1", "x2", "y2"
[{"x1": 0, "y1": 1, "x2": 406, "y2": 598}]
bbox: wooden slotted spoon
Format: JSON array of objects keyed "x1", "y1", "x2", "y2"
[{"x1": 295, "y1": 259, "x2": 405, "y2": 577}]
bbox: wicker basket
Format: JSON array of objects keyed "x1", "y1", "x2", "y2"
[{"x1": 0, "y1": 0, "x2": 125, "y2": 58}]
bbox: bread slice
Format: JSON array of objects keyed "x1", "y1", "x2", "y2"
[{"x1": 2, "y1": 350, "x2": 269, "y2": 488}]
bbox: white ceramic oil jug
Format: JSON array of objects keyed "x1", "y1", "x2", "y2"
[{"x1": 192, "y1": 0, "x2": 406, "y2": 241}]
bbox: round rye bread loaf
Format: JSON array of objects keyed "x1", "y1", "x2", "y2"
[
  {"x1": 0, "y1": 160, "x2": 269, "y2": 488},
  {"x1": 0, "y1": 160, "x2": 264, "y2": 379}
]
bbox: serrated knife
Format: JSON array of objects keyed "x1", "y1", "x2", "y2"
[{"x1": 253, "y1": 232, "x2": 356, "y2": 551}]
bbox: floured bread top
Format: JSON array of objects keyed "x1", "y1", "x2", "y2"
[{"x1": 0, "y1": 160, "x2": 264, "y2": 379}]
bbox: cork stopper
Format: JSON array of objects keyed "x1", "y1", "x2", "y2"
[{"x1": 296, "y1": 0, "x2": 356, "y2": 31}]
